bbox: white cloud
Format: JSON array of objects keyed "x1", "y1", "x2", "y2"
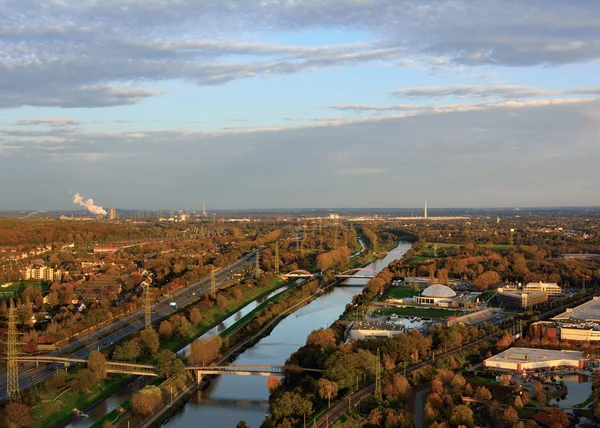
[{"x1": 392, "y1": 85, "x2": 555, "y2": 100}]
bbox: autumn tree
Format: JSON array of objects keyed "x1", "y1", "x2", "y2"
[
  {"x1": 547, "y1": 408, "x2": 569, "y2": 427},
  {"x1": 131, "y1": 385, "x2": 163, "y2": 416},
  {"x1": 189, "y1": 336, "x2": 222, "y2": 366},
  {"x1": 157, "y1": 350, "x2": 178, "y2": 378},
  {"x1": 140, "y1": 328, "x2": 160, "y2": 355},
  {"x1": 474, "y1": 386, "x2": 492, "y2": 401},
  {"x1": 317, "y1": 378, "x2": 339, "y2": 408},
  {"x1": 69, "y1": 368, "x2": 95, "y2": 392},
  {"x1": 503, "y1": 406, "x2": 519, "y2": 426},
  {"x1": 159, "y1": 320, "x2": 174, "y2": 339},
  {"x1": 189, "y1": 307, "x2": 202, "y2": 326},
  {"x1": 473, "y1": 271, "x2": 501, "y2": 290},
  {"x1": 306, "y1": 328, "x2": 336, "y2": 349},
  {"x1": 450, "y1": 405, "x2": 474, "y2": 428},
  {"x1": 270, "y1": 392, "x2": 313, "y2": 422},
  {"x1": 266, "y1": 376, "x2": 282, "y2": 393},
  {"x1": 88, "y1": 350, "x2": 107, "y2": 381},
  {"x1": 4, "y1": 402, "x2": 33, "y2": 428}
]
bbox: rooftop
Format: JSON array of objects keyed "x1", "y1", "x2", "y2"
[
  {"x1": 553, "y1": 297, "x2": 600, "y2": 322},
  {"x1": 351, "y1": 321, "x2": 403, "y2": 332},
  {"x1": 421, "y1": 284, "x2": 457, "y2": 298},
  {"x1": 486, "y1": 347, "x2": 583, "y2": 364}
]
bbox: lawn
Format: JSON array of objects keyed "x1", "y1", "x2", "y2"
[
  {"x1": 0, "y1": 280, "x2": 44, "y2": 296},
  {"x1": 383, "y1": 287, "x2": 420, "y2": 299},
  {"x1": 421, "y1": 242, "x2": 512, "y2": 257},
  {"x1": 406, "y1": 256, "x2": 435, "y2": 265},
  {"x1": 372, "y1": 307, "x2": 463, "y2": 318}
]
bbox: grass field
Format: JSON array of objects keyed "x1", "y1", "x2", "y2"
[
  {"x1": 373, "y1": 307, "x2": 462, "y2": 318},
  {"x1": 383, "y1": 287, "x2": 420, "y2": 299},
  {"x1": 406, "y1": 256, "x2": 435, "y2": 265},
  {"x1": 0, "y1": 280, "x2": 44, "y2": 295},
  {"x1": 421, "y1": 242, "x2": 512, "y2": 257}
]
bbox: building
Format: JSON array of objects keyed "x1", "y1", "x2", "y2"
[
  {"x1": 93, "y1": 246, "x2": 120, "y2": 254},
  {"x1": 447, "y1": 309, "x2": 499, "y2": 327},
  {"x1": 21, "y1": 266, "x2": 62, "y2": 281},
  {"x1": 484, "y1": 347, "x2": 585, "y2": 371},
  {"x1": 552, "y1": 296, "x2": 600, "y2": 322},
  {"x1": 524, "y1": 282, "x2": 561, "y2": 296},
  {"x1": 497, "y1": 287, "x2": 548, "y2": 309},
  {"x1": 108, "y1": 208, "x2": 117, "y2": 220},
  {"x1": 349, "y1": 321, "x2": 405, "y2": 341},
  {"x1": 413, "y1": 284, "x2": 456, "y2": 306}
]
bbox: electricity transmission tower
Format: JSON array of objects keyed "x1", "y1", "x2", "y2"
[
  {"x1": 7, "y1": 304, "x2": 21, "y2": 402},
  {"x1": 211, "y1": 267, "x2": 217, "y2": 298},
  {"x1": 274, "y1": 242, "x2": 280, "y2": 275},
  {"x1": 143, "y1": 284, "x2": 152, "y2": 329},
  {"x1": 374, "y1": 348, "x2": 382, "y2": 401},
  {"x1": 255, "y1": 253, "x2": 261, "y2": 279},
  {"x1": 333, "y1": 224, "x2": 338, "y2": 249}
]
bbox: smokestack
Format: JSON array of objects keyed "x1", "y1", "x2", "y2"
[
  {"x1": 203, "y1": 201, "x2": 207, "y2": 217},
  {"x1": 424, "y1": 199, "x2": 428, "y2": 219},
  {"x1": 72, "y1": 193, "x2": 107, "y2": 216}
]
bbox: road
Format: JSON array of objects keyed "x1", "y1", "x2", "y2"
[{"x1": 0, "y1": 247, "x2": 264, "y2": 399}]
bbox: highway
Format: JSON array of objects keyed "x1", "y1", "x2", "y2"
[{"x1": 0, "y1": 247, "x2": 264, "y2": 399}]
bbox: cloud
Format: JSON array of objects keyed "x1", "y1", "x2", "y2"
[
  {"x1": 392, "y1": 85, "x2": 554, "y2": 100},
  {"x1": 566, "y1": 87, "x2": 600, "y2": 95},
  {"x1": 13, "y1": 118, "x2": 83, "y2": 127},
  {"x1": 330, "y1": 104, "x2": 422, "y2": 112},
  {"x1": 338, "y1": 168, "x2": 389, "y2": 176},
  {"x1": 2, "y1": 1, "x2": 600, "y2": 108}
]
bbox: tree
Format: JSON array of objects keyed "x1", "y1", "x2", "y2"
[
  {"x1": 450, "y1": 405, "x2": 474, "y2": 427},
  {"x1": 514, "y1": 395, "x2": 524, "y2": 409},
  {"x1": 266, "y1": 376, "x2": 282, "y2": 393},
  {"x1": 189, "y1": 336, "x2": 222, "y2": 366},
  {"x1": 504, "y1": 406, "x2": 519, "y2": 426},
  {"x1": 88, "y1": 350, "x2": 107, "y2": 381},
  {"x1": 140, "y1": 328, "x2": 160, "y2": 355},
  {"x1": 317, "y1": 378, "x2": 338, "y2": 408},
  {"x1": 306, "y1": 328, "x2": 336, "y2": 349},
  {"x1": 472, "y1": 271, "x2": 501, "y2": 290},
  {"x1": 270, "y1": 392, "x2": 313, "y2": 422},
  {"x1": 547, "y1": 408, "x2": 569, "y2": 428},
  {"x1": 237, "y1": 422, "x2": 249, "y2": 428},
  {"x1": 474, "y1": 386, "x2": 492, "y2": 401},
  {"x1": 159, "y1": 320, "x2": 173, "y2": 339},
  {"x1": 189, "y1": 307, "x2": 202, "y2": 326},
  {"x1": 4, "y1": 402, "x2": 33, "y2": 428},
  {"x1": 69, "y1": 368, "x2": 95, "y2": 392},
  {"x1": 450, "y1": 374, "x2": 466, "y2": 392},
  {"x1": 131, "y1": 385, "x2": 163, "y2": 416},
  {"x1": 157, "y1": 350, "x2": 177, "y2": 378}
]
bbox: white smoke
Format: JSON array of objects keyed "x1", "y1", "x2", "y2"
[{"x1": 72, "y1": 193, "x2": 107, "y2": 216}]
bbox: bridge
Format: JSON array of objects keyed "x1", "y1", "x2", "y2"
[
  {"x1": 12, "y1": 357, "x2": 322, "y2": 385},
  {"x1": 281, "y1": 269, "x2": 316, "y2": 279},
  {"x1": 335, "y1": 267, "x2": 378, "y2": 279}
]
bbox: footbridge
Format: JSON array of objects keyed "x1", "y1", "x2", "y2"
[
  {"x1": 12, "y1": 357, "x2": 322, "y2": 383},
  {"x1": 335, "y1": 268, "x2": 378, "y2": 279},
  {"x1": 281, "y1": 269, "x2": 317, "y2": 279}
]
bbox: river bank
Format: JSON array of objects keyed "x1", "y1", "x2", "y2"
[{"x1": 155, "y1": 241, "x2": 412, "y2": 428}]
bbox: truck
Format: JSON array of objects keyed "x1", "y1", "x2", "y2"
[{"x1": 170, "y1": 301, "x2": 177, "y2": 308}]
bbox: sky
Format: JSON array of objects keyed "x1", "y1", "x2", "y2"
[{"x1": 1, "y1": 0, "x2": 599, "y2": 211}]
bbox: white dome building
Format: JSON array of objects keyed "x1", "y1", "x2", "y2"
[{"x1": 414, "y1": 284, "x2": 457, "y2": 306}]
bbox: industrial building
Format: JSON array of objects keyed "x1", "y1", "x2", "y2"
[
  {"x1": 108, "y1": 208, "x2": 117, "y2": 220},
  {"x1": 496, "y1": 287, "x2": 548, "y2": 309},
  {"x1": 484, "y1": 347, "x2": 585, "y2": 371},
  {"x1": 553, "y1": 296, "x2": 600, "y2": 322}
]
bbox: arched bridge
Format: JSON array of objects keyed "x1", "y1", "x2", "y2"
[
  {"x1": 335, "y1": 268, "x2": 378, "y2": 279},
  {"x1": 281, "y1": 269, "x2": 316, "y2": 279}
]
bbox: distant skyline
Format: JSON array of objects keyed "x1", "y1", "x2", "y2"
[{"x1": 1, "y1": 1, "x2": 599, "y2": 210}]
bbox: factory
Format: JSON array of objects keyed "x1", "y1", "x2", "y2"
[{"x1": 484, "y1": 347, "x2": 585, "y2": 372}]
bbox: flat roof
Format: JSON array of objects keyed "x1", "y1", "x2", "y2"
[
  {"x1": 486, "y1": 347, "x2": 583, "y2": 364},
  {"x1": 351, "y1": 321, "x2": 403, "y2": 331},
  {"x1": 553, "y1": 297, "x2": 600, "y2": 322}
]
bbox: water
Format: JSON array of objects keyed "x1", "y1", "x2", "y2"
[
  {"x1": 67, "y1": 286, "x2": 291, "y2": 427},
  {"x1": 549, "y1": 374, "x2": 592, "y2": 408},
  {"x1": 167, "y1": 242, "x2": 412, "y2": 428}
]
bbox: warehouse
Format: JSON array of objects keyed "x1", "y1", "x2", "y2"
[{"x1": 484, "y1": 347, "x2": 585, "y2": 371}]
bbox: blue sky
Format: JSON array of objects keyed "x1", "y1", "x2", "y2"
[{"x1": 1, "y1": 0, "x2": 599, "y2": 211}]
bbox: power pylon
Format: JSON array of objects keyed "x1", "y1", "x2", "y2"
[
  {"x1": 374, "y1": 348, "x2": 382, "y2": 401},
  {"x1": 274, "y1": 242, "x2": 280, "y2": 275},
  {"x1": 143, "y1": 284, "x2": 152, "y2": 329},
  {"x1": 333, "y1": 224, "x2": 338, "y2": 249},
  {"x1": 7, "y1": 304, "x2": 21, "y2": 402},
  {"x1": 255, "y1": 253, "x2": 261, "y2": 279},
  {"x1": 211, "y1": 267, "x2": 217, "y2": 298}
]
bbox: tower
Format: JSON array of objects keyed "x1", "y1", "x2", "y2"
[
  {"x1": 7, "y1": 303, "x2": 21, "y2": 402},
  {"x1": 203, "y1": 201, "x2": 207, "y2": 217},
  {"x1": 274, "y1": 242, "x2": 280, "y2": 275},
  {"x1": 374, "y1": 348, "x2": 381, "y2": 401},
  {"x1": 424, "y1": 199, "x2": 428, "y2": 219},
  {"x1": 255, "y1": 253, "x2": 261, "y2": 278},
  {"x1": 211, "y1": 267, "x2": 216, "y2": 298},
  {"x1": 143, "y1": 284, "x2": 152, "y2": 329}
]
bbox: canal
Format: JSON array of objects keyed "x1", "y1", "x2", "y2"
[{"x1": 166, "y1": 241, "x2": 412, "y2": 428}]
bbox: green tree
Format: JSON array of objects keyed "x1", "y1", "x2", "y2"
[
  {"x1": 69, "y1": 368, "x2": 95, "y2": 392},
  {"x1": 157, "y1": 350, "x2": 177, "y2": 378},
  {"x1": 270, "y1": 392, "x2": 313, "y2": 422},
  {"x1": 88, "y1": 350, "x2": 107, "y2": 381}
]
